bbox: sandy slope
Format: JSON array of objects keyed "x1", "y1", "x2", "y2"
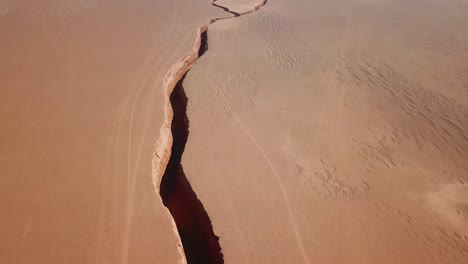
[
  {"x1": 180, "y1": 0, "x2": 468, "y2": 263},
  {"x1": 0, "y1": 0, "x2": 224, "y2": 263}
]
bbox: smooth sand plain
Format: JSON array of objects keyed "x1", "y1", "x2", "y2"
[{"x1": 1, "y1": 0, "x2": 468, "y2": 263}]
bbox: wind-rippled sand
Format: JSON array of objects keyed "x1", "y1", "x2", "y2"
[{"x1": 180, "y1": 0, "x2": 468, "y2": 263}]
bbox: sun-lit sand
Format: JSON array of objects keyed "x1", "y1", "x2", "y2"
[
  {"x1": 0, "y1": 0, "x2": 223, "y2": 263},
  {"x1": 180, "y1": 0, "x2": 468, "y2": 263},
  {"x1": 1, "y1": 0, "x2": 468, "y2": 263}
]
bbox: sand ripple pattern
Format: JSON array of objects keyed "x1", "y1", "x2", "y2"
[
  {"x1": 279, "y1": 154, "x2": 370, "y2": 200},
  {"x1": 337, "y1": 53, "x2": 468, "y2": 168},
  {"x1": 375, "y1": 201, "x2": 468, "y2": 261},
  {"x1": 241, "y1": 13, "x2": 316, "y2": 77},
  {"x1": 191, "y1": 71, "x2": 259, "y2": 125}
]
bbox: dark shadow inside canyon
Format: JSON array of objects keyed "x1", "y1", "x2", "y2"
[
  {"x1": 160, "y1": 74, "x2": 224, "y2": 264},
  {"x1": 199, "y1": 31, "x2": 209, "y2": 58}
]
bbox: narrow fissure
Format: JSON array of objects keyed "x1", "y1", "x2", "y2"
[
  {"x1": 156, "y1": 1, "x2": 269, "y2": 263},
  {"x1": 199, "y1": 31, "x2": 208, "y2": 57},
  {"x1": 211, "y1": 3, "x2": 240, "y2": 17},
  {"x1": 160, "y1": 73, "x2": 223, "y2": 263}
]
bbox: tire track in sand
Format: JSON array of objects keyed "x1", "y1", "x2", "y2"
[
  {"x1": 204, "y1": 31, "x2": 313, "y2": 264},
  {"x1": 95, "y1": 11, "x2": 192, "y2": 262}
]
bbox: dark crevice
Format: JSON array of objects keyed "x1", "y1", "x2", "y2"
[
  {"x1": 158, "y1": 1, "x2": 269, "y2": 262},
  {"x1": 160, "y1": 74, "x2": 224, "y2": 264},
  {"x1": 212, "y1": 3, "x2": 240, "y2": 17},
  {"x1": 199, "y1": 31, "x2": 208, "y2": 57}
]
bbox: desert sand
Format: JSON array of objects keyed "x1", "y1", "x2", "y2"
[
  {"x1": 1, "y1": 0, "x2": 468, "y2": 263},
  {"x1": 0, "y1": 0, "x2": 224, "y2": 263},
  {"x1": 179, "y1": 0, "x2": 468, "y2": 263}
]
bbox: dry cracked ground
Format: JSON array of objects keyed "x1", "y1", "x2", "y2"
[{"x1": 1, "y1": 0, "x2": 468, "y2": 263}]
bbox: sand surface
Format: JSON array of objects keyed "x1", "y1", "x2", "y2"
[
  {"x1": 1, "y1": 0, "x2": 468, "y2": 263},
  {"x1": 214, "y1": 0, "x2": 259, "y2": 14},
  {"x1": 179, "y1": 0, "x2": 468, "y2": 263},
  {"x1": 0, "y1": 0, "x2": 223, "y2": 263}
]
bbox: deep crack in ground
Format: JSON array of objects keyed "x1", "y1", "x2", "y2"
[
  {"x1": 157, "y1": 1, "x2": 269, "y2": 263},
  {"x1": 160, "y1": 74, "x2": 223, "y2": 263}
]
